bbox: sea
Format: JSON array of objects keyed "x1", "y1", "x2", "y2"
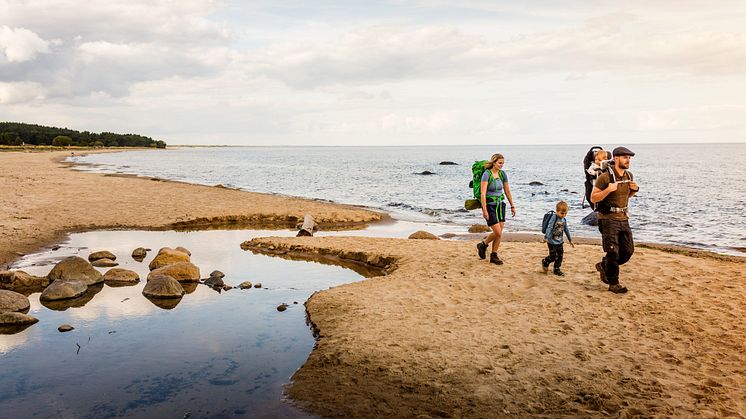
[{"x1": 71, "y1": 143, "x2": 746, "y2": 256}]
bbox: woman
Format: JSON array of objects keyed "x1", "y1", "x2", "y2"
[{"x1": 476, "y1": 153, "x2": 516, "y2": 264}]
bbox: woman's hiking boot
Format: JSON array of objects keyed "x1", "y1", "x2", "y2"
[
  {"x1": 608, "y1": 283, "x2": 628, "y2": 294},
  {"x1": 477, "y1": 241, "x2": 488, "y2": 259},
  {"x1": 490, "y1": 252, "x2": 503, "y2": 265},
  {"x1": 595, "y1": 262, "x2": 608, "y2": 284}
]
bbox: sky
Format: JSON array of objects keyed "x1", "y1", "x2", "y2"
[{"x1": 1, "y1": 0, "x2": 745, "y2": 145}]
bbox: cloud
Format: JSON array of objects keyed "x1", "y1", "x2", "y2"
[
  {"x1": 0, "y1": 81, "x2": 45, "y2": 104},
  {"x1": 0, "y1": 26, "x2": 50, "y2": 63}
]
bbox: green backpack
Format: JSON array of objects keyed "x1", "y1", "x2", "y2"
[{"x1": 465, "y1": 161, "x2": 505, "y2": 210}]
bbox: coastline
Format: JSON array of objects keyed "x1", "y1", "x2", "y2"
[
  {"x1": 3, "y1": 149, "x2": 744, "y2": 416},
  {"x1": 0, "y1": 150, "x2": 384, "y2": 267}
]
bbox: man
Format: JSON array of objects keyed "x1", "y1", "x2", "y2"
[{"x1": 590, "y1": 146, "x2": 639, "y2": 294}]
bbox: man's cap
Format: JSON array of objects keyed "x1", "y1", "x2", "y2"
[{"x1": 612, "y1": 146, "x2": 635, "y2": 157}]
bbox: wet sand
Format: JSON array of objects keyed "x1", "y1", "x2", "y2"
[
  {"x1": 0, "y1": 150, "x2": 383, "y2": 267},
  {"x1": 3, "y1": 149, "x2": 745, "y2": 416}
]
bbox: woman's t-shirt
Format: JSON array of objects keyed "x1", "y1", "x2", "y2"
[{"x1": 481, "y1": 170, "x2": 508, "y2": 200}]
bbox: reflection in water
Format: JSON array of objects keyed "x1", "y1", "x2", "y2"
[
  {"x1": 39, "y1": 283, "x2": 104, "y2": 311},
  {"x1": 144, "y1": 296, "x2": 183, "y2": 310},
  {"x1": 0, "y1": 229, "x2": 367, "y2": 418},
  {"x1": 0, "y1": 323, "x2": 36, "y2": 335}
]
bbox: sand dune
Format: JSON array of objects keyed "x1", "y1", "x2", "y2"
[{"x1": 244, "y1": 236, "x2": 746, "y2": 417}]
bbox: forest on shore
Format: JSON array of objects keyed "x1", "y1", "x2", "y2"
[{"x1": 0, "y1": 122, "x2": 166, "y2": 148}]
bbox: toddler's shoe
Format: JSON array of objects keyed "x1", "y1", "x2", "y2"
[{"x1": 541, "y1": 260, "x2": 549, "y2": 273}]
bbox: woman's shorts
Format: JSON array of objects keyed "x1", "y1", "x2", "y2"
[{"x1": 487, "y1": 201, "x2": 506, "y2": 226}]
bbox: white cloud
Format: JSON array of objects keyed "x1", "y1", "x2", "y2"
[
  {"x1": 0, "y1": 26, "x2": 50, "y2": 63},
  {"x1": 0, "y1": 81, "x2": 45, "y2": 104}
]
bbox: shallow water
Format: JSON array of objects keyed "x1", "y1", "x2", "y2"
[
  {"x1": 0, "y1": 228, "x2": 373, "y2": 418},
  {"x1": 73, "y1": 144, "x2": 746, "y2": 255}
]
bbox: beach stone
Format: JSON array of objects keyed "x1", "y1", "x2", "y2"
[
  {"x1": 102, "y1": 268, "x2": 140, "y2": 283},
  {"x1": 142, "y1": 275, "x2": 185, "y2": 299},
  {"x1": 147, "y1": 262, "x2": 200, "y2": 282},
  {"x1": 0, "y1": 290, "x2": 30, "y2": 313},
  {"x1": 209, "y1": 270, "x2": 225, "y2": 279},
  {"x1": 175, "y1": 246, "x2": 191, "y2": 256},
  {"x1": 204, "y1": 276, "x2": 225, "y2": 288},
  {"x1": 408, "y1": 230, "x2": 438, "y2": 240},
  {"x1": 0, "y1": 270, "x2": 49, "y2": 291},
  {"x1": 254, "y1": 283, "x2": 262, "y2": 288},
  {"x1": 277, "y1": 304, "x2": 288, "y2": 312},
  {"x1": 91, "y1": 258, "x2": 118, "y2": 267},
  {"x1": 440, "y1": 233, "x2": 456, "y2": 239},
  {"x1": 148, "y1": 248, "x2": 191, "y2": 270},
  {"x1": 238, "y1": 281, "x2": 253, "y2": 289},
  {"x1": 0, "y1": 312, "x2": 38, "y2": 326},
  {"x1": 47, "y1": 256, "x2": 103, "y2": 286},
  {"x1": 40, "y1": 280, "x2": 87, "y2": 301},
  {"x1": 131, "y1": 247, "x2": 148, "y2": 261},
  {"x1": 58, "y1": 324, "x2": 74, "y2": 332},
  {"x1": 88, "y1": 250, "x2": 116, "y2": 262},
  {"x1": 529, "y1": 181, "x2": 544, "y2": 186},
  {"x1": 439, "y1": 161, "x2": 458, "y2": 165},
  {"x1": 468, "y1": 224, "x2": 491, "y2": 233}
]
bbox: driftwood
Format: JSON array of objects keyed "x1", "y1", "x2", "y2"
[{"x1": 296, "y1": 214, "x2": 319, "y2": 237}]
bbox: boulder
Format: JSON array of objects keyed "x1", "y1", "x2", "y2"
[
  {"x1": 142, "y1": 275, "x2": 185, "y2": 299},
  {"x1": 91, "y1": 258, "x2": 118, "y2": 267},
  {"x1": 204, "y1": 276, "x2": 225, "y2": 289},
  {"x1": 209, "y1": 270, "x2": 225, "y2": 279},
  {"x1": 468, "y1": 224, "x2": 491, "y2": 233},
  {"x1": 148, "y1": 248, "x2": 190, "y2": 271},
  {"x1": 88, "y1": 250, "x2": 116, "y2": 262},
  {"x1": 132, "y1": 247, "x2": 148, "y2": 261},
  {"x1": 175, "y1": 246, "x2": 191, "y2": 256},
  {"x1": 40, "y1": 280, "x2": 88, "y2": 301},
  {"x1": 0, "y1": 290, "x2": 30, "y2": 313},
  {"x1": 277, "y1": 304, "x2": 288, "y2": 312},
  {"x1": 238, "y1": 281, "x2": 253, "y2": 289},
  {"x1": 58, "y1": 324, "x2": 74, "y2": 332},
  {"x1": 254, "y1": 283, "x2": 262, "y2": 288},
  {"x1": 0, "y1": 270, "x2": 49, "y2": 291},
  {"x1": 408, "y1": 230, "x2": 438, "y2": 240},
  {"x1": 47, "y1": 256, "x2": 103, "y2": 286},
  {"x1": 102, "y1": 268, "x2": 140, "y2": 284},
  {"x1": 182, "y1": 282, "x2": 198, "y2": 294},
  {"x1": 41, "y1": 284, "x2": 103, "y2": 311},
  {"x1": 581, "y1": 211, "x2": 599, "y2": 226},
  {"x1": 0, "y1": 312, "x2": 38, "y2": 326},
  {"x1": 147, "y1": 262, "x2": 200, "y2": 282}
]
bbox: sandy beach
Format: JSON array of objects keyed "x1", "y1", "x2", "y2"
[
  {"x1": 2, "y1": 150, "x2": 745, "y2": 416},
  {"x1": 0, "y1": 150, "x2": 383, "y2": 267}
]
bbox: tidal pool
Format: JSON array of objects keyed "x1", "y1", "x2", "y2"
[{"x1": 1, "y1": 229, "x2": 371, "y2": 418}]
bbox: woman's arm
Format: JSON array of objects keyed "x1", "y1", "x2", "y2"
[
  {"x1": 504, "y1": 182, "x2": 516, "y2": 217},
  {"x1": 480, "y1": 180, "x2": 489, "y2": 220}
]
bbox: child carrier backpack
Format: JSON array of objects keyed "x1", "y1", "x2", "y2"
[
  {"x1": 583, "y1": 146, "x2": 604, "y2": 209},
  {"x1": 542, "y1": 210, "x2": 556, "y2": 234},
  {"x1": 595, "y1": 166, "x2": 634, "y2": 214}
]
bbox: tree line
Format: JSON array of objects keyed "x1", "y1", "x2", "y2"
[{"x1": 0, "y1": 122, "x2": 166, "y2": 148}]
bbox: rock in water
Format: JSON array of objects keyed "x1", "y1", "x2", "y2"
[
  {"x1": 439, "y1": 161, "x2": 458, "y2": 165},
  {"x1": 581, "y1": 211, "x2": 599, "y2": 226},
  {"x1": 148, "y1": 262, "x2": 201, "y2": 282},
  {"x1": 408, "y1": 230, "x2": 438, "y2": 240},
  {"x1": 131, "y1": 247, "x2": 148, "y2": 261},
  {"x1": 91, "y1": 258, "x2": 118, "y2": 267},
  {"x1": 204, "y1": 276, "x2": 225, "y2": 289},
  {"x1": 209, "y1": 270, "x2": 225, "y2": 279},
  {"x1": 47, "y1": 256, "x2": 103, "y2": 286},
  {"x1": 40, "y1": 280, "x2": 88, "y2": 301},
  {"x1": 0, "y1": 290, "x2": 30, "y2": 313},
  {"x1": 277, "y1": 304, "x2": 288, "y2": 312},
  {"x1": 148, "y1": 248, "x2": 191, "y2": 271},
  {"x1": 0, "y1": 312, "x2": 38, "y2": 326},
  {"x1": 88, "y1": 250, "x2": 116, "y2": 262},
  {"x1": 529, "y1": 181, "x2": 544, "y2": 186},
  {"x1": 0, "y1": 270, "x2": 49, "y2": 291},
  {"x1": 417, "y1": 171, "x2": 436, "y2": 175},
  {"x1": 468, "y1": 224, "x2": 490, "y2": 233},
  {"x1": 102, "y1": 268, "x2": 140, "y2": 284},
  {"x1": 238, "y1": 281, "x2": 253, "y2": 289},
  {"x1": 58, "y1": 324, "x2": 74, "y2": 332},
  {"x1": 142, "y1": 275, "x2": 185, "y2": 299},
  {"x1": 175, "y1": 246, "x2": 191, "y2": 256}
]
